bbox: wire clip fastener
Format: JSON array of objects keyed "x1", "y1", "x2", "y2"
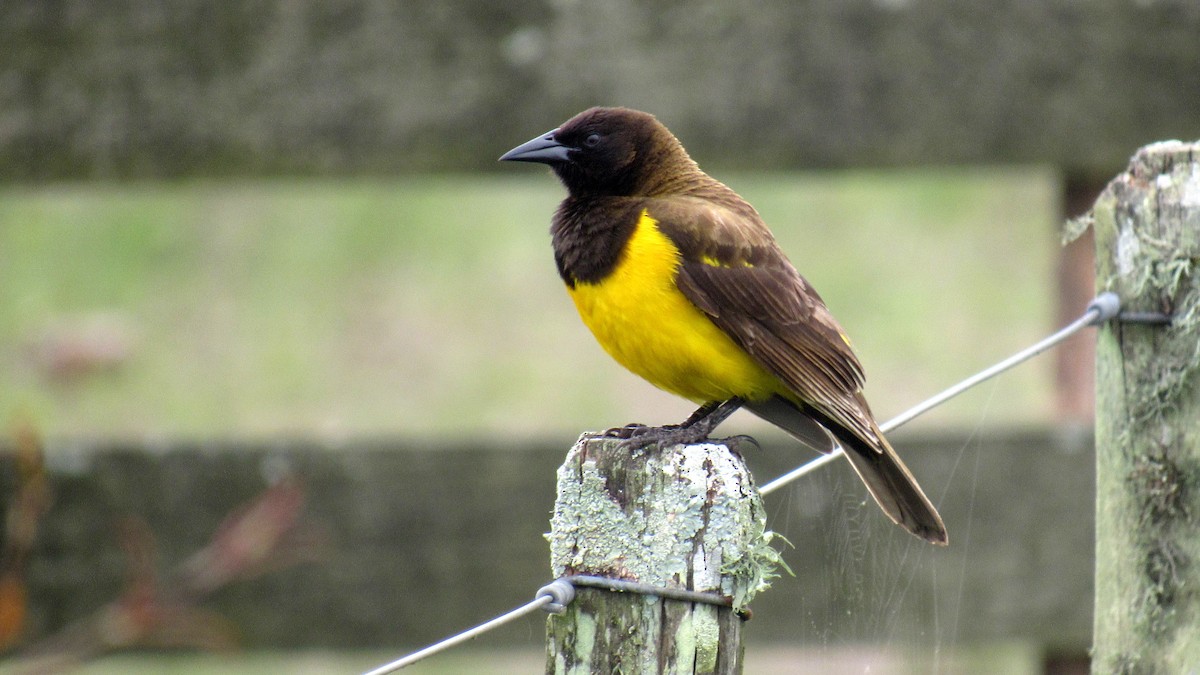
[
  {"x1": 565, "y1": 574, "x2": 732, "y2": 607},
  {"x1": 1089, "y1": 291, "x2": 1173, "y2": 325},
  {"x1": 1087, "y1": 292, "x2": 1122, "y2": 325},
  {"x1": 536, "y1": 579, "x2": 576, "y2": 614}
]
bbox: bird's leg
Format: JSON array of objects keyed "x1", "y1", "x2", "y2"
[
  {"x1": 679, "y1": 399, "x2": 735, "y2": 430},
  {"x1": 602, "y1": 398, "x2": 746, "y2": 449}
]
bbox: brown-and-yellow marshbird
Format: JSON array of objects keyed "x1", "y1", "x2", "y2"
[{"x1": 501, "y1": 107, "x2": 947, "y2": 545}]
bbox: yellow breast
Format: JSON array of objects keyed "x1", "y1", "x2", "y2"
[{"x1": 566, "y1": 210, "x2": 780, "y2": 403}]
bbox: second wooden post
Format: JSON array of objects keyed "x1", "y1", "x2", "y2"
[{"x1": 1091, "y1": 141, "x2": 1200, "y2": 672}]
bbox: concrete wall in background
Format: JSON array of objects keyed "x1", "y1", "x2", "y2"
[{"x1": 3, "y1": 0, "x2": 1199, "y2": 179}]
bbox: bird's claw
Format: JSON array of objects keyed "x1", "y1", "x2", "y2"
[{"x1": 597, "y1": 423, "x2": 649, "y2": 439}]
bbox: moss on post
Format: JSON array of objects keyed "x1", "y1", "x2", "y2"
[
  {"x1": 1091, "y1": 141, "x2": 1200, "y2": 672},
  {"x1": 545, "y1": 435, "x2": 783, "y2": 674}
]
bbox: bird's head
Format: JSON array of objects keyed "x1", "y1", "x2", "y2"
[{"x1": 500, "y1": 107, "x2": 691, "y2": 197}]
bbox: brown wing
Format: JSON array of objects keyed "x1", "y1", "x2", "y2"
[
  {"x1": 645, "y1": 194, "x2": 948, "y2": 545},
  {"x1": 646, "y1": 196, "x2": 880, "y2": 448}
]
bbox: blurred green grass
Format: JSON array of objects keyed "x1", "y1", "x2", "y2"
[{"x1": 0, "y1": 169, "x2": 1059, "y2": 440}]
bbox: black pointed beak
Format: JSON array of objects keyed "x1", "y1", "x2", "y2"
[{"x1": 499, "y1": 129, "x2": 572, "y2": 164}]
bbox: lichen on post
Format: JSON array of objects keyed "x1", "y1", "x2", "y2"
[
  {"x1": 545, "y1": 435, "x2": 785, "y2": 675},
  {"x1": 1089, "y1": 141, "x2": 1200, "y2": 672}
]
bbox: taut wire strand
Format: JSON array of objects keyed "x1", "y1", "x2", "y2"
[
  {"x1": 758, "y1": 292, "x2": 1119, "y2": 496},
  {"x1": 361, "y1": 594, "x2": 555, "y2": 675}
]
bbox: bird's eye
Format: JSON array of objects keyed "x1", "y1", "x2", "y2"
[{"x1": 584, "y1": 133, "x2": 601, "y2": 147}]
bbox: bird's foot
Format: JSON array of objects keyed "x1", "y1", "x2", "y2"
[
  {"x1": 587, "y1": 399, "x2": 749, "y2": 451},
  {"x1": 603, "y1": 421, "x2": 751, "y2": 450},
  {"x1": 590, "y1": 422, "x2": 686, "y2": 446},
  {"x1": 587, "y1": 425, "x2": 758, "y2": 452},
  {"x1": 596, "y1": 422, "x2": 664, "y2": 439},
  {"x1": 612, "y1": 422, "x2": 714, "y2": 450}
]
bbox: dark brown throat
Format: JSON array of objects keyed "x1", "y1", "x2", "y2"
[{"x1": 551, "y1": 198, "x2": 643, "y2": 287}]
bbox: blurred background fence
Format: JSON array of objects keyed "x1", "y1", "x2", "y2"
[
  {"x1": 3, "y1": 1, "x2": 1198, "y2": 180},
  {"x1": 8, "y1": 430, "x2": 1093, "y2": 653}
]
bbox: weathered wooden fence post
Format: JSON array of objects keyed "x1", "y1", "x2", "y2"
[
  {"x1": 545, "y1": 436, "x2": 781, "y2": 674},
  {"x1": 1091, "y1": 141, "x2": 1200, "y2": 672}
]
